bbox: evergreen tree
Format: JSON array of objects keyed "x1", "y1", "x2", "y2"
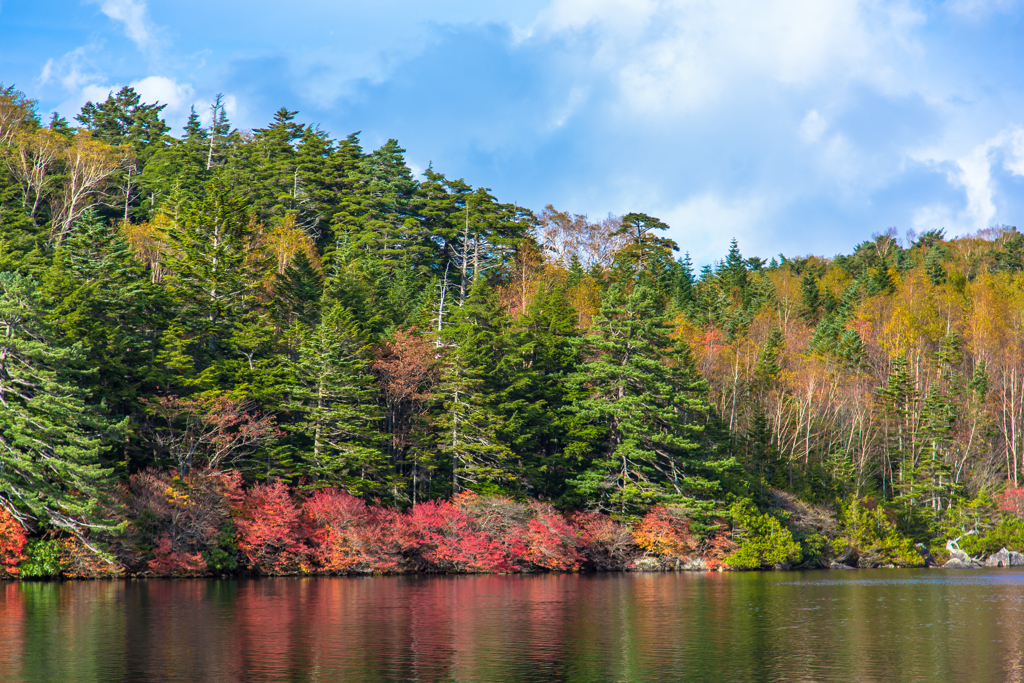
[
  {"x1": 76, "y1": 86, "x2": 169, "y2": 163},
  {"x1": 800, "y1": 270, "x2": 821, "y2": 323},
  {"x1": 41, "y1": 210, "x2": 167, "y2": 438},
  {"x1": 436, "y1": 282, "x2": 517, "y2": 495},
  {"x1": 566, "y1": 283, "x2": 725, "y2": 514},
  {"x1": 281, "y1": 303, "x2": 386, "y2": 494},
  {"x1": 158, "y1": 183, "x2": 265, "y2": 389},
  {"x1": 611, "y1": 212, "x2": 678, "y2": 273},
  {"x1": 0, "y1": 272, "x2": 122, "y2": 535}
]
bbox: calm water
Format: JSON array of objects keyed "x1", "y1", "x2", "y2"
[{"x1": 3, "y1": 570, "x2": 1024, "y2": 682}]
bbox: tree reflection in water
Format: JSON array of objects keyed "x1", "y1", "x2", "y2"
[{"x1": 4, "y1": 571, "x2": 1024, "y2": 682}]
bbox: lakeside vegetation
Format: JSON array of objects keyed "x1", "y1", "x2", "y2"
[{"x1": 2, "y1": 83, "x2": 1024, "y2": 577}]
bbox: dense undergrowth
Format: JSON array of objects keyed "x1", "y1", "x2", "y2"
[{"x1": 5, "y1": 481, "x2": 1024, "y2": 578}]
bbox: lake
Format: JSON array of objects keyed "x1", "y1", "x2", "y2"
[{"x1": 2, "y1": 570, "x2": 1024, "y2": 682}]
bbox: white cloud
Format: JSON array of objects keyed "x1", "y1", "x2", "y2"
[
  {"x1": 799, "y1": 110, "x2": 828, "y2": 143},
  {"x1": 946, "y1": 0, "x2": 1021, "y2": 20},
  {"x1": 532, "y1": 0, "x2": 926, "y2": 115},
  {"x1": 130, "y1": 76, "x2": 194, "y2": 111},
  {"x1": 915, "y1": 126, "x2": 1024, "y2": 233},
  {"x1": 88, "y1": 0, "x2": 155, "y2": 52},
  {"x1": 38, "y1": 43, "x2": 104, "y2": 91},
  {"x1": 659, "y1": 192, "x2": 771, "y2": 262}
]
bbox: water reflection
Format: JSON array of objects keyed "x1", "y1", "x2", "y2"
[{"x1": 3, "y1": 570, "x2": 1024, "y2": 682}]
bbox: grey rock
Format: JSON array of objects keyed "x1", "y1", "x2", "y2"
[
  {"x1": 943, "y1": 558, "x2": 976, "y2": 569},
  {"x1": 680, "y1": 558, "x2": 708, "y2": 571},
  {"x1": 829, "y1": 562, "x2": 854, "y2": 570},
  {"x1": 985, "y1": 548, "x2": 1011, "y2": 567},
  {"x1": 948, "y1": 548, "x2": 971, "y2": 563},
  {"x1": 629, "y1": 557, "x2": 663, "y2": 572},
  {"x1": 984, "y1": 547, "x2": 1024, "y2": 567}
]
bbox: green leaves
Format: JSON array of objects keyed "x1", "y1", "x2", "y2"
[
  {"x1": 0, "y1": 271, "x2": 122, "y2": 535},
  {"x1": 565, "y1": 282, "x2": 723, "y2": 515}
]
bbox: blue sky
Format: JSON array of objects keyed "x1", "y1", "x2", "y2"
[{"x1": 2, "y1": 0, "x2": 1024, "y2": 263}]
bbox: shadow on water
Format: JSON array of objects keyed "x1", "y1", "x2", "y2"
[{"x1": 3, "y1": 569, "x2": 1024, "y2": 682}]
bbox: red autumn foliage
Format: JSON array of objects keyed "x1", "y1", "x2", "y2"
[
  {"x1": 127, "y1": 468, "x2": 241, "y2": 576},
  {"x1": 703, "y1": 529, "x2": 740, "y2": 570},
  {"x1": 0, "y1": 508, "x2": 27, "y2": 577},
  {"x1": 302, "y1": 489, "x2": 407, "y2": 574},
  {"x1": 633, "y1": 506, "x2": 701, "y2": 561},
  {"x1": 407, "y1": 498, "x2": 519, "y2": 572},
  {"x1": 148, "y1": 537, "x2": 207, "y2": 576},
  {"x1": 147, "y1": 394, "x2": 279, "y2": 475},
  {"x1": 523, "y1": 503, "x2": 581, "y2": 571},
  {"x1": 572, "y1": 511, "x2": 637, "y2": 570},
  {"x1": 372, "y1": 329, "x2": 438, "y2": 471},
  {"x1": 233, "y1": 481, "x2": 307, "y2": 575},
  {"x1": 1000, "y1": 487, "x2": 1024, "y2": 518}
]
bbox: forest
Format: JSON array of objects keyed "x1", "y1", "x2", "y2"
[{"x1": 2, "y1": 82, "x2": 1024, "y2": 578}]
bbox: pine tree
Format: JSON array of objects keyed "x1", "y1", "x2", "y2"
[
  {"x1": 138, "y1": 107, "x2": 210, "y2": 212},
  {"x1": 76, "y1": 86, "x2": 169, "y2": 163},
  {"x1": 611, "y1": 212, "x2": 678, "y2": 273},
  {"x1": 158, "y1": 183, "x2": 264, "y2": 388},
  {"x1": 672, "y1": 252, "x2": 696, "y2": 312},
  {"x1": 0, "y1": 272, "x2": 122, "y2": 536},
  {"x1": 501, "y1": 279, "x2": 580, "y2": 500},
  {"x1": 435, "y1": 281, "x2": 517, "y2": 495},
  {"x1": 281, "y1": 303, "x2": 386, "y2": 494},
  {"x1": 925, "y1": 245, "x2": 947, "y2": 286},
  {"x1": 800, "y1": 270, "x2": 821, "y2": 322},
  {"x1": 273, "y1": 250, "x2": 324, "y2": 327},
  {"x1": 566, "y1": 283, "x2": 723, "y2": 515},
  {"x1": 41, "y1": 210, "x2": 167, "y2": 436}
]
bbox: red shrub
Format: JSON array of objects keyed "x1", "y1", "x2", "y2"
[
  {"x1": 148, "y1": 537, "x2": 207, "y2": 576},
  {"x1": 233, "y1": 481, "x2": 307, "y2": 574},
  {"x1": 633, "y1": 507, "x2": 700, "y2": 560},
  {"x1": 407, "y1": 498, "x2": 522, "y2": 573},
  {"x1": 303, "y1": 489, "x2": 406, "y2": 574},
  {"x1": 1001, "y1": 487, "x2": 1024, "y2": 518},
  {"x1": 572, "y1": 511, "x2": 637, "y2": 570},
  {"x1": 0, "y1": 508, "x2": 27, "y2": 577},
  {"x1": 703, "y1": 529, "x2": 739, "y2": 570},
  {"x1": 523, "y1": 503, "x2": 581, "y2": 571}
]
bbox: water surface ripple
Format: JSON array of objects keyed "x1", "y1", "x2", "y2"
[{"x1": 3, "y1": 569, "x2": 1024, "y2": 682}]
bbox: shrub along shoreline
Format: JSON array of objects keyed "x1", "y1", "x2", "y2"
[{"x1": 4, "y1": 472, "x2": 1024, "y2": 580}]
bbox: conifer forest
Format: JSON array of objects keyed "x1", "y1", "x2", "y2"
[{"x1": 4, "y1": 82, "x2": 1024, "y2": 578}]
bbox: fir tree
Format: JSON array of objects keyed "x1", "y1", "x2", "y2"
[
  {"x1": 566, "y1": 283, "x2": 724, "y2": 515},
  {"x1": 281, "y1": 303, "x2": 386, "y2": 494},
  {"x1": 0, "y1": 272, "x2": 122, "y2": 536}
]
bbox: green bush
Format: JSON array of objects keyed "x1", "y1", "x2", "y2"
[
  {"x1": 19, "y1": 539, "x2": 64, "y2": 578},
  {"x1": 841, "y1": 499, "x2": 921, "y2": 567},
  {"x1": 959, "y1": 518, "x2": 1024, "y2": 557},
  {"x1": 727, "y1": 501, "x2": 801, "y2": 570},
  {"x1": 201, "y1": 521, "x2": 240, "y2": 573}
]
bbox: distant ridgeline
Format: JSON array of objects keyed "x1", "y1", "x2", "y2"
[{"x1": 2, "y1": 83, "x2": 1024, "y2": 579}]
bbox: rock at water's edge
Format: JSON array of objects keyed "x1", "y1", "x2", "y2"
[
  {"x1": 943, "y1": 558, "x2": 976, "y2": 569},
  {"x1": 829, "y1": 562, "x2": 854, "y2": 570},
  {"x1": 984, "y1": 547, "x2": 1024, "y2": 568}
]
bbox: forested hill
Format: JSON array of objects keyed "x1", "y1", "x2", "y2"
[{"x1": 2, "y1": 82, "x2": 1024, "y2": 577}]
